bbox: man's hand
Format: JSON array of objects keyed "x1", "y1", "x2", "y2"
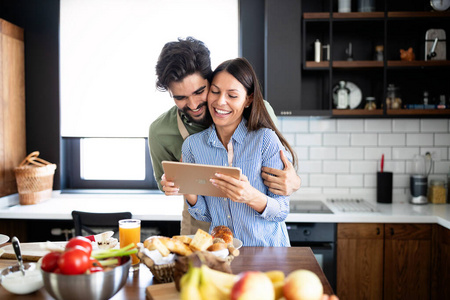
[
  {"x1": 261, "y1": 150, "x2": 301, "y2": 196},
  {"x1": 160, "y1": 173, "x2": 180, "y2": 196}
]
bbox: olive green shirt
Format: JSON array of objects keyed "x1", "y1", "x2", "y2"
[{"x1": 148, "y1": 101, "x2": 278, "y2": 191}]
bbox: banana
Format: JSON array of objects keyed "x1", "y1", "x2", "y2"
[
  {"x1": 265, "y1": 270, "x2": 285, "y2": 284},
  {"x1": 180, "y1": 266, "x2": 202, "y2": 300},
  {"x1": 199, "y1": 264, "x2": 237, "y2": 300}
]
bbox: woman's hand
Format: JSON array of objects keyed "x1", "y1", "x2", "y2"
[
  {"x1": 261, "y1": 150, "x2": 301, "y2": 196},
  {"x1": 160, "y1": 174, "x2": 180, "y2": 196},
  {"x1": 211, "y1": 173, "x2": 267, "y2": 213}
]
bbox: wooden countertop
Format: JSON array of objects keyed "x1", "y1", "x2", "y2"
[{"x1": 0, "y1": 246, "x2": 334, "y2": 299}]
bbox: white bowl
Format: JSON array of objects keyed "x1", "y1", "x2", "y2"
[{"x1": 1, "y1": 262, "x2": 43, "y2": 294}]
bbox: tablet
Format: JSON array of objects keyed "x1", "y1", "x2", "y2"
[{"x1": 162, "y1": 161, "x2": 241, "y2": 197}]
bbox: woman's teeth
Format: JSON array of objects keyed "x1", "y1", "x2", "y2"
[{"x1": 215, "y1": 108, "x2": 231, "y2": 115}]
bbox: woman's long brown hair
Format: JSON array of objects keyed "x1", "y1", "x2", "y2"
[{"x1": 211, "y1": 58, "x2": 298, "y2": 169}]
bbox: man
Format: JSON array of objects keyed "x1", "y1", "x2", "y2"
[{"x1": 149, "y1": 37, "x2": 301, "y2": 235}]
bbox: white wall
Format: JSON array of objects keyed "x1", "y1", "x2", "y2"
[{"x1": 279, "y1": 118, "x2": 450, "y2": 197}]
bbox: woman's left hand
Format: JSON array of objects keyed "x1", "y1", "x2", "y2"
[{"x1": 211, "y1": 173, "x2": 267, "y2": 213}]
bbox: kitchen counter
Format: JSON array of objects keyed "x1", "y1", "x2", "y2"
[{"x1": 0, "y1": 191, "x2": 449, "y2": 229}]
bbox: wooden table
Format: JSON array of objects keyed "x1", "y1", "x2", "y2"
[{"x1": 0, "y1": 247, "x2": 333, "y2": 299}]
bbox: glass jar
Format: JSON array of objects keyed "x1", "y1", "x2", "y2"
[
  {"x1": 428, "y1": 179, "x2": 447, "y2": 204},
  {"x1": 365, "y1": 96, "x2": 376, "y2": 110},
  {"x1": 386, "y1": 84, "x2": 402, "y2": 109}
]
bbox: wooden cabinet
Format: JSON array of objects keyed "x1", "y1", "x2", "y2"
[
  {"x1": 337, "y1": 223, "x2": 384, "y2": 300},
  {"x1": 431, "y1": 224, "x2": 450, "y2": 300},
  {"x1": 0, "y1": 19, "x2": 26, "y2": 197},
  {"x1": 337, "y1": 223, "x2": 433, "y2": 300},
  {"x1": 265, "y1": 0, "x2": 450, "y2": 117}
]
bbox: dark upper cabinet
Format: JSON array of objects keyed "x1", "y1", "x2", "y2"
[{"x1": 265, "y1": 0, "x2": 450, "y2": 117}]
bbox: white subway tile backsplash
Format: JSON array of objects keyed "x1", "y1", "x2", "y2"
[
  {"x1": 378, "y1": 133, "x2": 406, "y2": 146},
  {"x1": 337, "y1": 174, "x2": 363, "y2": 187},
  {"x1": 310, "y1": 174, "x2": 336, "y2": 187},
  {"x1": 310, "y1": 147, "x2": 336, "y2": 160},
  {"x1": 324, "y1": 133, "x2": 350, "y2": 146},
  {"x1": 337, "y1": 147, "x2": 364, "y2": 160},
  {"x1": 365, "y1": 119, "x2": 392, "y2": 132},
  {"x1": 309, "y1": 119, "x2": 337, "y2": 133},
  {"x1": 364, "y1": 147, "x2": 391, "y2": 159},
  {"x1": 337, "y1": 119, "x2": 364, "y2": 132},
  {"x1": 393, "y1": 174, "x2": 409, "y2": 188},
  {"x1": 435, "y1": 133, "x2": 450, "y2": 146},
  {"x1": 364, "y1": 174, "x2": 376, "y2": 187},
  {"x1": 392, "y1": 147, "x2": 420, "y2": 160},
  {"x1": 281, "y1": 118, "x2": 309, "y2": 133},
  {"x1": 392, "y1": 119, "x2": 420, "y2": 132},
  {"x1": 298, "y1": 161, "x2": 322, "y2": 173},
  {"x1": 350, "y1": 161, "x2": 378, "y2": 173},
  {"x1": 351, "y1": 133, "x2": 377, "y2": 146},
  {"x1": 294, "y1": 147, "x2": 308, "y2": 159},
  {"x1": 277, "y1": 117, "x2": 448, "y2": 197},
  {"x1": 406, "y1": 133, "x2": 433, "y2": 146},
  {"x1": 296, "y1": 133, "x2": 322, "y2": 146},
  {"x1": 420, "y1": 119, "x2": 448, "y2": 132},
  {"x1": 324, "y1": 161, "x2": 350, "y2": 173}
]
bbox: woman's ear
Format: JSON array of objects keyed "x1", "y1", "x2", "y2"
[{"x1": 245, "y1": 94, "x2": 254, "y2": 108}]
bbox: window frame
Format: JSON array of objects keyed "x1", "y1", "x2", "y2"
[{"x1": 61, "y1": 137, "x2": 159, "y2": 191}]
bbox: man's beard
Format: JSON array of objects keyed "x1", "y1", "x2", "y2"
[{"x1": 180, "y1": 102, "x2": 212, "y2": 127}]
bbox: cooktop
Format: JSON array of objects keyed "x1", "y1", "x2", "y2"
[{"x1": 289, "y1": 200, "x2": 333, "y2": 214}]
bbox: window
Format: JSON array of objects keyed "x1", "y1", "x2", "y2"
[{"x1": 60, "y1": 0, "x2": 238, "y2": 190}]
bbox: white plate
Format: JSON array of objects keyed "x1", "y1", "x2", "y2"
[
  {"x1": 187, "y1": 235, "x2": 243, "y2": 250},
  {"x1": 333, "y1": 81, "x2": 362, "y2": 109},
  {"x1": 0, "y1": 234, "x2": 9, "y2": 245}
]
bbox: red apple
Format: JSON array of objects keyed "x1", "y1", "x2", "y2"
[
  {"x1": 283, "y1": 269, "x2": 323, "y2": 300},
  {"x1": 231, "y1": 271, "x2": 275, "y2": 300}
]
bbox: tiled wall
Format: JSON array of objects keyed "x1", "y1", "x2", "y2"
[{"x1": 279, "y1": 118, "x2": 450, "y2": 197}]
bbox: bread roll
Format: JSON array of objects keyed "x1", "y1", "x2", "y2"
[
  {"x1": 211, "y1": 225, "x2": 233, "y2": 245},
  {"x1": 144, "y1": 236, "x2": 171, "y2": 257},
  {"x1": 172, "y1": 235, "x2": 193, "y2": 245},
  {"x1": 167, "y1": 238, "x2": 193, "y2": 256},
  {"x1": 189, "y1": 229, "x2": 213, "y2": 252},
  {"x1": 207, "y1": 242, "x2": 228, "y2": 252}
]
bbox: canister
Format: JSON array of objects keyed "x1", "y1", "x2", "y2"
[{"x1": 428, "y1": 179, "x2": 447, "y2": 204}]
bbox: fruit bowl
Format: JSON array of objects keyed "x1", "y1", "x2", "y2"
[{"x1": 41, "y1": 256, "x2": 131, "y2": 300}]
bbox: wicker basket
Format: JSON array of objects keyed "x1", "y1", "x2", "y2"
[
  {"x1": 14, "y1": 151, "x2": 57, "y2": 205},
  {"x1": 137, "y1": 250, "x2": 175, "y2": 283}
]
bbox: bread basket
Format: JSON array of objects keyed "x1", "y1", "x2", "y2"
[{"x1": 14, "y1": 151, "x2": 57, "y2": 205}]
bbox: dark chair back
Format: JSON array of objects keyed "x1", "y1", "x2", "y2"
[{"x1": 71, "y1": 210, "x2": 132, "y2": 237}]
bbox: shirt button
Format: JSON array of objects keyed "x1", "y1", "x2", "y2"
[
  {"x1": 223, "y1": 198, "x2": 227, "y2": 201},
  {"x1": 227, "y1": 215, "x2": 231, "y2": 219}
]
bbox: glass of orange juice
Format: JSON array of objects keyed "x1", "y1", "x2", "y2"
[{"x1": 119, "y1": 219, "x2": 141, "y2": 270}]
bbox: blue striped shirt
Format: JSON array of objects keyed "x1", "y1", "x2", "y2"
[{"x1": 182, "y1": 118, "x2": 291, "y2": 247}]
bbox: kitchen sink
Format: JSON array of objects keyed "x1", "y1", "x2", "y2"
[{"x1": 289, "y1": 200, "x2": 333, "y2": 214}]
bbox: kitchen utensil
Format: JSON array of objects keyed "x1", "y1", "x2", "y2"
[
  {"x1": 410, "y1": 153, "x2": 433, "y2": 204},
  {"x1": 377, "y1": 172, "x2": 393, "y2": 204},
  {"x1": 41, "y1": 255, "x2": 131, "y2": 300},
  {"x1": 333, "y1": 81, "x2": 362, "y2": 109},
  {"x1": 11, "y1": 237, "x2": 25, "y2": 276}
]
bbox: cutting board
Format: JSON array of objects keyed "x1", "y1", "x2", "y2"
[
  {"x1": 146, "y1": 282, "x2": 179, "y2": 300},
  {"x1": 0, "y1": 242, "x2": 66, "y2": 261}
]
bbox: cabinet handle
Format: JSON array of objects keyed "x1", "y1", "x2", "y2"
[
  {"x1": 390, "y1": 227, "x2": 394, "y2": 236},
  {"x1": 376, "y1": 227, "x2": 380, "y2": 235}
]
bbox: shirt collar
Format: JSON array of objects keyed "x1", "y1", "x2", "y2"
[{"x1": 207, "y1": 118, "x2": 248, "y2": 147}]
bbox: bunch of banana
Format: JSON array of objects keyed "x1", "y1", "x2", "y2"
[
  {"x1": 179, "y1": 264, "x2": 238, "y2": 300},
  {"x1": 265, "y1": 270, "x2": 286, "y2": 300}
]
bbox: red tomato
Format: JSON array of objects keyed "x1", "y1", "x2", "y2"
[
  {"x1": 65, "y1": 236, "x2": 93, "y2": 255},
  {"x1": 41, "y1": 251, "x2": 61, "y2": 272},
  {"x1": 88, "y1": 257, "x2": 103, "y2": 273},
  {"x1": 58, "y1": 248, "x2": 90, "y2": 275}
]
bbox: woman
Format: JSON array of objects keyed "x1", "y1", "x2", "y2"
[{"x1": 182, "y1": 58, "x2": 298, "y2": 246}]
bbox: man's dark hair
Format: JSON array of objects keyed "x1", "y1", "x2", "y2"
[{"x1": 155, "y1": 37, "x2": 212, "y2": 92}]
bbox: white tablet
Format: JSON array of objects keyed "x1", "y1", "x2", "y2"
[{"x1": 162, "y1": 161, "x2": 241, "y2": 197}]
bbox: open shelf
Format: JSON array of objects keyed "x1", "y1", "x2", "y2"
[
  {"x1": 333, "y1": 109, "x2": 384, "y2": 116},
  {"x1": 386, "y1": 109, "x2": 450, "y2": 115},
  {"x1": 387, "y1": 60, "x2": 450, "y2": 67}
]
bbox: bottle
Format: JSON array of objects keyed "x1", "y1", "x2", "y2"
[
  {"x1": 337, "y1": 81, "x2": 350, "y2": 109},
  {"x1": 374, "y1": 45, "x2": 384, "y2": 61},
  {"x1": 423, "y1": 91, "x2": 429, "y2": 105},
  {"x1": 364, "y1": 96, "x2": 376, "y2": 110},
  {"x1": 314, "y1": 39, "x2": 321, "y2": 62}
]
